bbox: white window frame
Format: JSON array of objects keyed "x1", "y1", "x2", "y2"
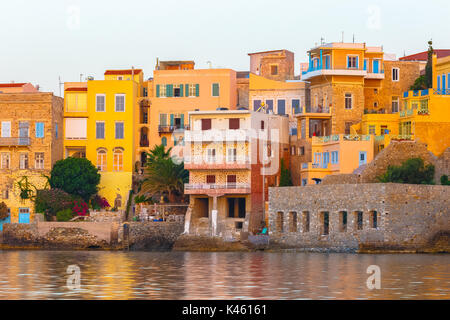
[
  {"x1": 227, "y1": 148, "x2": 237, "y2": 163},
  {"x1": 188, "y1": 84, "x2": 196, "y2": 97},
  {"x1": 1, "y1": 121, "x2": 11, "y2": 138},
  {"x1": 344, "y1": 93, "x2": 353, "y2": 109},
  {"x1": 392, "y1": 67, "x2": 400, "y2": 82},
  {"x1": 35, "y1": 152, "x2": 44, "y2": 169},
  {"x1": 115, "y1": 94, "x2": 125, "y2": 112},
  {"x1": 96, "y1": 121, "x2": 105, "y2": 139},
  {"x1": 96, "y1": 94, "x2": 106, "y2": 112},
  {"x1": 392, "y1": 97, "x2": 399, "y2": 113},
  {"x1": 1, "y1": 152, "x2": 10, "y2": 169},
  {"x1": 347, "y1": 55, "x2": 359, "y2": 69},
  {"x1": 19, "y1": 153, "x2": 28, "y2": 169},
  {"x1": 207, "y1": 148, "x2": 216, "y2": 163},
  {"x1": 113, "y1": 149, "x2": 124, "y2": 172},
  {"x1": 97, "y1": 149, "x2": 107, "y2": 172}
]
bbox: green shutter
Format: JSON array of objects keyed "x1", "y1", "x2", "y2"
[
  {"x1": 185, "y1": 84, "x2": 189, "y2": 97},
  {"x1": 212, "y1": 83, "x2": 219, "y2": 96},
  {"x1": 179, "y1": 84, "x2": 183, "y2": 97},
  {"x1": 166, "y1": 84, "x2": 171, "y2": 97},
  {"x1": 170, "y1": 114, "x2": 174, "y2": 126},
  {"x1": 180, "y1": 114, "x2": 185, "y2": 128},
  {"x1": 195, "y1": 84, "x2": 199, "y2": 97},
  {"x1": 156, "y1": 84, "x2": 160, "y2": 97}
]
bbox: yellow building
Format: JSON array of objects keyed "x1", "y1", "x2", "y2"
[
  {"x1": 299, "y1": 134, "x2": 375, "y2": 185},
  {"x1": 353, "y1": 54, "x2": 450, "y2": 156},
  {"x1": 183, "y1": 109, "x2": 290, "y2": 238},
  {"x1": 63, "y1": 69, "x2": 144, "y2": 209}
]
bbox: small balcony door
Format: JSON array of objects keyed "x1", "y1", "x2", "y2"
[{"x1": 359, "y1": 151, "x2": 367, "y2": 166}]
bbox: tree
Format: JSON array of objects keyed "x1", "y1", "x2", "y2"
[
  {"x1": 34, "y1": 188, "x2": 74, "y2": 221},
  {"x1": 49, "y1": 157, "x2": 101, "y2": 201},
  {"x1": 410, "y1": 41, "x2": 433, "y2": 90},
  {"x1": 441, "y1": 175, "x2": 450, "y2": 186},
  {"x1": 140, "y1": 144, "x2": 189, "y2": 203},
  {"x1": 410, "y1": 75, "x2": 427, "y2": 90},
  {"x1": 279, "y1": 159, "x2": 293, "y2": 186},
  {"x1": 378, "y1": 158, "x2": 435, "y2": 185},
  {"x1": 0, "y1": 202, "x2": 9, "y2": 220}
]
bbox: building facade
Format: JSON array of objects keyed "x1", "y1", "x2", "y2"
[
  {"x1": 0, "y1": 91, "x2": 63, "y2": 227},
  {"x1": 63, "y1": 69, "x2": 144, "y2": 210},
  {"x1": 183, "y1": 110, "x2": 289, "y2": 239}
]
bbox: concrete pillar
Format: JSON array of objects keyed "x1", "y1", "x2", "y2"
[{"x1": 211, "y1": 196, "x2": 218, "y2": 236}]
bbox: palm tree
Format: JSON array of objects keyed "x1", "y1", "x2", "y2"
[{"x1": 140, "y1": 144, "x2": 189, "y2": 203}]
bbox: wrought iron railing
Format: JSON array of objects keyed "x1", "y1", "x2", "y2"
[
  {"x1": 184, "y1": 183, "x2": 250, "y2": 190},
  {"x1": 0, "y1": 137, "x2": 30, "y2": 146}
]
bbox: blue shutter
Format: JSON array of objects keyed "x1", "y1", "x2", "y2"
[
  {"x1": 356, "y1": 57, "x2": 359, "y2": 69},
  {"x1": 277, "y1": 100, "x2": 285, "y2": 115},
  {"x1": 180, "y1": 114, "x2": 185, "y2": 128},
  {"x1": 36, "y1": 122, "x2": 44, "y2": 138},
  {"x1": 161, "y1": 137, "x2": 167, "y2": 146},
  {"x1": 170, "y1": 114, "x2": 174, "y2": 126},
  {"x1": 156, "y1": 84, "x2": 160, "y2": 97},
  {"x1": 179, "y1": 84, "x2": 184, "y2": 97},
  {"x1": 185, "y1": 84, "x2": 189, "y2": 97},
  {"x1": 195, "y1": 84, "x2": 200, "y2": 97},
  {"x1": 437, "y1": 76, "x2": 441, "y2": 91}
]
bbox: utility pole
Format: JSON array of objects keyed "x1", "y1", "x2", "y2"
[{"x1": 58, "y1": 76, "x2": 64, "y2": 97}]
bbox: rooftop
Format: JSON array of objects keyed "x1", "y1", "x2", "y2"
[
  {"x1": 400, "y1": 50, "x2": 450, "y2": 61},
  {"x1": 104, "y1": 69, "x2": 143, "y2": 75},
  {"x1": 0, "y1": 83, "x2": 27, "y2": 88},
  {"x1": 248, "y1": 49, "x2": 292, "y2": 56}
]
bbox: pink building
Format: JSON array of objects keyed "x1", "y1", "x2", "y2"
[{"x1": 0, "y1": 83, "x2": 39, "y2": 93}]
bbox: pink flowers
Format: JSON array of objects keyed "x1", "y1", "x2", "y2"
[{"x1": 72, "y1": 200, "x2": 89, "y2": 216}]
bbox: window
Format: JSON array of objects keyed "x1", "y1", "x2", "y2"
[
  {"x1": 364, "y1": 59, "x2": 368, "y2": 71},
  {"x1": 35, "y1": 122, "x2": 44, "y2": 138},
  {"x1": 347, "y1": 56, "x2": 358, "y2": 69},
  {"x1": 113, "y1": 149, "x2": 123, "y2": 171},
  {"x1": 1, "y1": 121, "x2": 11, "y2": 137},
  {"x1": 1, "y1": 153, "x2": 10, "y2": 169},
  {"x1": 96, "y1": 94, "x2": 106, "y2": 112},
  {"x1": 340, "y1": 211, "x2": 347, "y2": 232},
  {"x1": 276, "y1": 212, "x2": 284, "y2": 232},
  {"x1": 331, "y1": 151, "x2": 339, "y2": 164},
  {"x1": 229, "y1": 118, "x2": 240, "y2": 130},
  {"x1": 97, "y1": 149, "x2": 107, "y2": 171},
  {"x1": 370, "y1": 211, "x2": 378, "y2": 229},
  {"x1": 355, "y1": 211, "x2": 363, "y2": 230},
  {"x1": 392, "y1": 68, "x2": 399, "y2": 81},
  {"x1": 289, "y1": 212, "x2": 298, "y2": 232},
  {"x1": 207, "y1": 149, "x2": 216, "y2": 163},
  {"x1": 227, "y1": 148, "x2": 237, "y2": 162},
  {"x1": 271, "y1": 65, "x2": 278, "y2": 75},
  {"x1": 35, "y1": 153, "x2": 44, "y2": 169},
  {"x1": 19, "y1": 121, "x2": 29, "y2": 138},
  {"x1": 201, "y1": 119, "x2": 212, "y2": 130},
  {"x1": 188, "y1": 84, "x2": 196, "y2": 97},
  {"x1": 158, "y1": 84, "x2": 167, "y2": 97},
  {"x1": 19, "y1": 153, "x2": 28, "y2": 169},
  {"x1": 173, "y1": 84, "x2": 182, "y2": 97},
  {"x1": 212, "y1": 83, "x2": 220, "y2": 97},
  {"x1": 55, "y1": 123, "x2": 58, "y2": 138},
  {"x1": 359, "y1": 151, "x2": 367, "y2": 165},
  {"x1": 373, "y1": 59, "x2": 380, "y2": 73},
  {"x1": 115, "y1": 122, "x2": 124, "y2": 139},
  {"x1": 392, "y1": 97, "x2": 399, "y2": 113},
  {"x1": 66, "y1": 93, "x2": 87, "y2": 112},
  {"x1": 302, "y1": 211, "x2": 310, "y2": 232},
  {"x1": 161, "y1": 137, "x2": 167, "y2": 146},
  {"x1": 368, "y1": 125, "x2": 376, "y2": 135},
  {"x1": 345, "y1": 122, "x2": 352, "y2": 134},
  {"x1": 227, "y1": 175, "x2": 237, "y2": 185},
  {"x1": 277, "y1": 100, "x2": 286, "y2": 115},
  {"x1": 253, "y1": 99, "x2": 262, "y2": 111},
  {"x1": 2, "y1": 189, "x2": 8, "y2": 199},
  {"x1": 96, "y1": 122, "x2": 105, "y2": 139},
  {"x1": 159, "y1": 113, "x2": 168, "y2": 126},
  {"x1": 261, "y1": 121, "x2": 265, "y2": 130},
  {"x1": 115, "y1": 94, "x2": 125, "y2": 112},
  {"x1": 65, "y1": 118, "x2": 87, "y2": 140},
  {"x1": 301, "y1": 179, "x2": 307, "y2": 186},
  {"x1": 299, "y1": 147, "x2": 305, "y2": 156},
  {"x1": 265, "y1": 100, "x2": 274, "y2": 113},
  {"x1": 321, "y1": 212, "x2": 329, "y2": 235},
  {"x1": 206, "y1": 175, "x2": 216, "y2": 184},
  {"x1": 381, "y1": 125, "x2": 388, "y2": 135},
  {"x1": 117, "y1": 76, "x2": 123, "y2": 80},
  {"x1": 345, "y1": 93, "x2": 352, "y2": 109},
  {"x1": 292, "y1": 99, "x2": 300, "y2": 114},
  {"x1": 324, "y1": 55, "x2": 331, "y2": 69}
]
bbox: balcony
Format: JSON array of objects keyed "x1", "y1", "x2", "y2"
[
  {"x1": 184, "y1": 183, "x2": 251, "y2": 195},
  {"x1": 434, "y1": 89, "x2": 450, "y2": 95},
  {"x1": 184, "y1": 129, "x2": 251, "y2": 143},
  {"x1": 403, "y1": 89, "x2": 431, "y2": 98},
  {"x1": 158, "y1": 125, "x2": 189, "y2": 134},
  {"x1": 0, "y1": 137, "x2": 30, "y2": 146},
  {"x1": 294, "y1": 106, "x2": 331, "y2": 117},
  {"x1": 184, "y1": 155, "x2": 251, "y2": 170},
  {"x1": 365, "y1": 69, "x2": 385, "y2": 79},
  {"x1": 302, "y1": 67, "x2": 367, "y2": 81}
]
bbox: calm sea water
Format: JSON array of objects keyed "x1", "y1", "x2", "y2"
[{"x1": 0, "y1": 250, "x2": 448, "y2": 300}]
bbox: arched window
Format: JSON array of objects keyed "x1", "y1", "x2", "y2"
[
  {"x1": 161, "y1": 137, "x2": 167, "y2": 147},
  {"x1": 96, "y1": 149, "x2": 107, "y2": 171},
  {"x1": 113, "y1": 148, "x2": 124, "y2": 172}
]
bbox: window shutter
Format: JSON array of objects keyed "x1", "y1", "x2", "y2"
[
  {"x1": 195, "y1": 84, "x2": 200, "y2": 97},
  {"x1": 36, "y1": 123, "x2": 44, "y2": 138},
  {"x1": 170, "y1": 114, "x2": 174, "y2": 126},
  {"x1": 179, "y1": 84, "x2": 184, "y2": 97},
  {"x1": 166, "y1": 84, "x2": 170, "y2": 97},
  {"x1": 156, "y1": 85, "x2": 160, "y2": 97},
  {"x1": 180, "y1": 114, "x2": 184, "y2": 128},
  {"x1": 185, "y1": 84, "x2": 189, "y2": 97},
  {"x1": 356, "y1": 57, "x2": 359, "y2": 69}
]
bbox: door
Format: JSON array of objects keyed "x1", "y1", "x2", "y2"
[
  {"x1": 359, "y1": 151, "x2": 367, "y2": 166},
  {"x1": 373, "y1": 60, "x2": 379, "y2": 74},
  {"x1": 0, "y1": 215, "x2": 10, "y2": 231},
  {"x1": 18, "y1": 208, "x2": 30, "y2": 224}
]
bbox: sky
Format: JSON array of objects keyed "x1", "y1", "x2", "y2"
[{"x1": 1, "y1": 0, "x2": 449, "y2": 96}]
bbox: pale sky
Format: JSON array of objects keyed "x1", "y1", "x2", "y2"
[{"x1": 1, "y1": 0, "x2": 449, "y2": 96}]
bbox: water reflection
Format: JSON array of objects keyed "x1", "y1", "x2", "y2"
[{"x1": 0, "y1": 251, "x2": 448, "y2": 300}]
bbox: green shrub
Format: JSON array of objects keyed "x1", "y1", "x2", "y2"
[
  {"x1": 378, "y1": 158, "x2": 435, "y2": 185},
  {"x1": 441, "y1": 175, "x2": 450, "y2": 186},
  {"x1": 56, "y1": 209, "x2": 74, "y2": 222},
  {"x1": 35, "y1": 188, "x2": 74, "y2": 221}
]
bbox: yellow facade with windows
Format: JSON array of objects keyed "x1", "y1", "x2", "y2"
[{"x1": 64, "y1": 70, "x2": 144, "y2": 209}]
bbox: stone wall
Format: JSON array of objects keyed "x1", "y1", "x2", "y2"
[
  {"x1": 268, "y1": 184, "x2": 449, "y2": 252},
  {"x1": 2, "y1": 221, "x2": 118, "y2": 249},
  {"x1": 124, "y1": 221, "x2": 184, "y2": 250}
]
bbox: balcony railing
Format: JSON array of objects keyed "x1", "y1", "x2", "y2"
[
  {"x1": 0, "y1": 137, "x2": 30, "y2": 146},
  {"x1": 434, "y1": 89, "x2": 450, "y2": 95},
  {"x1": 184, "y1": 183, "x2": 250, "y2": 191},
  {"x1": 295, "y1": 106, "x2": 330, "y2": 115},
  {"x1": 184, "y1": 155, "x2": 250, "y2": 164},
  {"x1": 158, "y1": 125, "x2": 189, "y2": 133},
  {"x1": 312, "y1": 134, "x2": 370, "y2": 144}
]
